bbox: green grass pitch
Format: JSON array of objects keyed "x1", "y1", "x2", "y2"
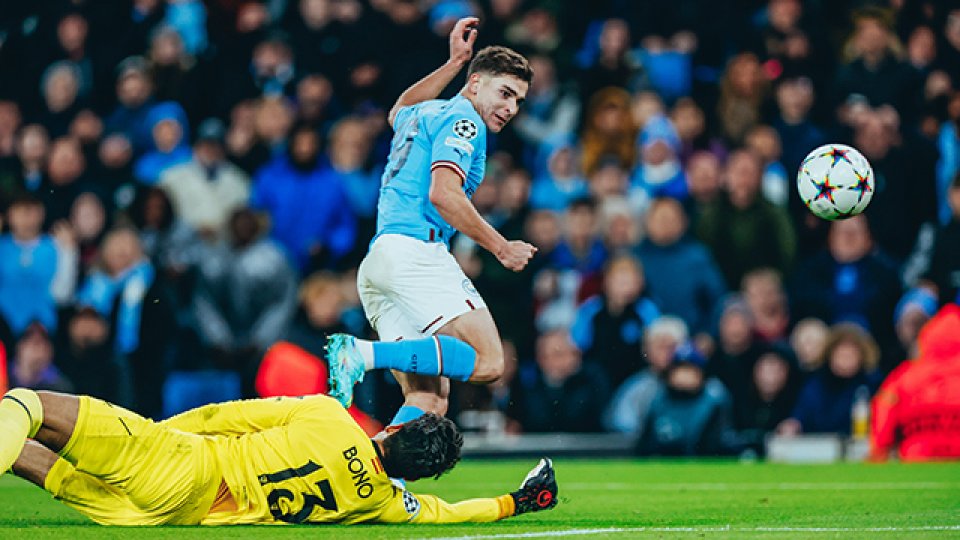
[{"x1": 2, "y1": 459, "x2": 959, "y2": 539}]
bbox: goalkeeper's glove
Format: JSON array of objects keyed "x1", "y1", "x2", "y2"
[{"x1": 510, "y1": 458, "x2": 558, "y2": 515}]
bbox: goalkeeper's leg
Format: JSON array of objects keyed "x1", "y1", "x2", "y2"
[
  {"x1": 13, "y1": 440, "x2": 144, "y2": 525},
  {"x1": 6, "y1": 390, "x2": 220, "y2": 524}
]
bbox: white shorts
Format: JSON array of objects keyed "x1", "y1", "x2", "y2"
[{"x1": 357, "y1": 234, "x2": 487, "y2": 341}]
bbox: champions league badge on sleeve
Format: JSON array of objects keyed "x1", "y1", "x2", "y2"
[{"x1": 453, "y1": 119, "x2": 478, "y2": 140}]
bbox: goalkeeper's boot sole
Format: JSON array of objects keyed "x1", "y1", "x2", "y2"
[{"x1": 326, "y1": 333, "x2": 365, "y2": 408}]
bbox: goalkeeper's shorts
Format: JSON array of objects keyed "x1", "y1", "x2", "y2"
[{"x1": 44, "y1": 396, "x2": 221, "y2": 525}]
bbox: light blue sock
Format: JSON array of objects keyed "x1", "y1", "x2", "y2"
[
  {"x1": 372, "y1": 336, "x2": 476, "y2": 381},
  {"x1": 389, "y1": 405, "x2": 426, "y2": 426}
]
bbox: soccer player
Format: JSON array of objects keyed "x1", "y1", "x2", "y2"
[
  {"x1": 0, "y1": 388, "x2": 558, "y2": 525},
  {"x1": 326, "y1": 17, "x2": 537, "y2": 428}
]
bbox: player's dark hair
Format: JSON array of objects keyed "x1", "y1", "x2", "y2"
[
  {"x1": 381, "y1": 413, "x2": 463, "y2": 480},
  {"x1": 468, "y1": 46, "x2": 533, "y2": 84}
]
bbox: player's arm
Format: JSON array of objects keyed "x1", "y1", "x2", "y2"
[
  {"x1": 388, "y1": 17, "x2": 478, "y2": 128},
  {"x1": 429, "y1": 169, "x2": 536, "y2": 271},
  {"x1": 160, "y1": 396, "x2": 318, "y2": 436},
  {"x1": 382, "y1": 458, "x2": 558, "y2": 524}
]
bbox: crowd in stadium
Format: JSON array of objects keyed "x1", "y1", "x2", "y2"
[{"x1": 0, "y1": 0, "x2": 958, "y2": 457}]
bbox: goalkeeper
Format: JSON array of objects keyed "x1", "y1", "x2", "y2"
[{"x1": 0, "y1": 388, "x2": 558, "y2": 525}]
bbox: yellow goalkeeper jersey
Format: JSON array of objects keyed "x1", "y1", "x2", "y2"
[{"x1": 159, "y1": 394, "x2": 514, "y2": 525}]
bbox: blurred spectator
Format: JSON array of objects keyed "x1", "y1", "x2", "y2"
[
  {"x1": 324, "y1": 116, "x2": 379, "y2": 225},
  {"x1": 771, "y1": 74, "x2": 829, "y2": 256},
  {"x1": 742, "y1": 268, "x2": 790, "y2": 343},
  {"x1": 218, "y1": 32, "x2": 297, "y2": 116},
  {"x1": 789, "y1": 317, "x2": 829, "y2": 374},
  {"x1": 744, "y1": 125, "x2": 789, "y2": 208},
  {"x1": 941, "y1": 8, "x2": 960, "y2": 89},
  {"x1": 716, "y1": 52, "x2": 769, "y2": 146},
  {"x1": 55, "y1": 306, "x2": 118, "y2": 402},
  {"x1": 936, "y1": 93, "x2": 960, "y2": 226},
  {"x1": 577, "y1": 19, "x2": 645, "y2": 102},
  {"x1": 636, "y1": 197, "x2": 726, "y2": 335},
  {"x1": 41, "y1": 136, "x2": 89, "y2": 227},
  {"x1": 512, "y1": 55, "x2": 580, "y2": 164},
  {"x1": 69, "y1": 192, "x2": 109, "y2": 277},
  {"x1": 835, "y1": 8, "x2": 921, "y2": 125},
  {"x1": 529, "y1": 139, "x2": 588, "y2": 211},
  {"x1": 294, "y1": 74, "x2": 336, "y2": 129},
  {"x1": 0, "y1": 101, "x2": 22, "y2": 159},
  {"x1": 129, "y1": 187, "x2": 204, "y2": 306},
  {"x1": 284, "y1": 271, "x2": 349, "y2": 358},
  {"x1": 147, "y1": 25, "x2": 204, "y2": 124},
  {"x1": 920, "y1": 172, "x2": 960, "y2": 305},
  {"x1": 636, "y1": 343, "x2": 739, "y2": 456},
  {"x1": 69, "y1": 109, "x2": 105, "y2": 163},
  {"x1": 162, "y1": 0, "x2": 208, "y2": 56},
  {"x1": 134, "y1": 101, "x2": 192, "y2": 185},
  {"x1": 105, "y1": 57, "x2": 157, "y2": 154},
  {"x1": 549, "y1": 197, "x2": 607, "y2": 279},
  {"x1": 94, "y1": 134, "x2": 136, "y2": 209},
  {"x1": 192, "y1": 208, "x2": 297, "y2": 391},
  {"x1": 630, "y1": 113, "x2": 687, "y2": 203},
  {"x1": 734, "y1": 343, "x2": 802, "y2": 454},
  {"x1": 8, "y1": 322, "x2": 73, "y2": 393},
  {"x1": 0, "y1": 195, "x2": 78, "y2": 335},
  {"x1": 586, "y1": 158, "x2": 631, "y2": 206},
  {"x1": 670, "y1": 98, "x2": 724, "y2": 164},
  {"x1": 893, "y1": 288, "x2": 938, "y2": 358},
  {"x1": 520, "y1": 330, "x2": 609, "y2": 433},
  {"x1": 76, "y1": 228, "x2": 176, "y2": 418},
  {"x1": 160, "y1": 118, "x2": 251, "y2": 240},
  {"x1": 570, "y1": 254, "x2": 660, "y2": 384},
  {"x1": 580, "y1": 87, "x2": 636, "y2": 176},
  {"x1": 0, "y1": 124, "x2": 49, "y2": 210},
  {"x1": 789, "y1": 215, "x2": 902, "y2": 371},
  {"x1": 598, "y1": 196, "x2": 640, "y2": 254},
  {"x1": 250, "y1": 123, "x2": 356, "y2": 273},
  {"x1": 37, "y1": 61, "x2": 84, "y2": 139},
  {"x1": 604, "y1": 316, "x2": 688, "y2": 435},
  {"x1": 778, "y1": 323, "x2": 882, "y2": 436},
  {"x1": 854, "y1": 109, "x2": 937, "y2": 262},
  {"x1": 696, "y1": 149, "x2": 796, "y2": 289},
  {"x1": 707, "y1": 296, "x2": 762, "y2": 408},
  {"x1": 772, "y1": 74, "x2": 826, "y2": 178},
  {"x1": 684, "y1": 150, "x2": 722, "y2": 213}
]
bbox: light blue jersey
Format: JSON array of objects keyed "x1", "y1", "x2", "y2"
[{"x1": 375, "y1": 94, "x2": 486, "y2": 247}]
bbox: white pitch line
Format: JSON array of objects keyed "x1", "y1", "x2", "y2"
[{"x1": 430, "y1": 525, "x2": 960, "y2": 540}]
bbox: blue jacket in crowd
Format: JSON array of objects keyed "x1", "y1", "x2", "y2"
[
  {"x1": 635, "y1": 236, "x2": 727, "y2": 335},
  {"x1": 0, "y1": 234, "x2": 59, "y2": 334},
  {"x1": 251, "y1": 158, "x2": 357, "y2": 272}
]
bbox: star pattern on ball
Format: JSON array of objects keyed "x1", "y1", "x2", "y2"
[
  {"x1": 824, "y1": 147, "x2": 852, "y2": 167},
  {"x1": 850, "y1": 170, "x2": 872, "y2": 202},
  {"x1": 810, "y1": 174, "x2": 837, "y2": 203}
]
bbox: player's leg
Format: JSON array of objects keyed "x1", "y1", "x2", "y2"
[
  {"x1": 12, "y1": 440, "x2": 143, "y2": 525},
  {"x1": 328, "y1": 236, "x2": 500, "y2": 407},
  {"x1": 6, "y1": 390, "x2": 219, "y2": 524},
  {"x1": 434, "y1": 307, "x2": 505, "y2": 383},
  {"x1": 0, "y1": 388, "x2": 72, "y2": 474},
  {"x1": 390, "y1": 372, "x2": 451, "y2": 421}
]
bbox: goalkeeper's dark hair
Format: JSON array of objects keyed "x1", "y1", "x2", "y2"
[
  {"x1": 468, "y1": 46, "x2": 533, "y2": 84},
  {"x1": 380, "y1": 413, "x2": 463, "y2": 480}
]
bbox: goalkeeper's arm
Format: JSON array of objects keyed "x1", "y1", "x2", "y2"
[
  {"x1": 160, "y1": 396, "x2": 317, "y2": 436},
  {"x1": 386, "y1": 458, "x2": 559, "y2": 524}
]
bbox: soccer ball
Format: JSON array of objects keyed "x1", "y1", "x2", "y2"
[{"x1": 796, "y1": 143, "x2": 874, "y2": 221}]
